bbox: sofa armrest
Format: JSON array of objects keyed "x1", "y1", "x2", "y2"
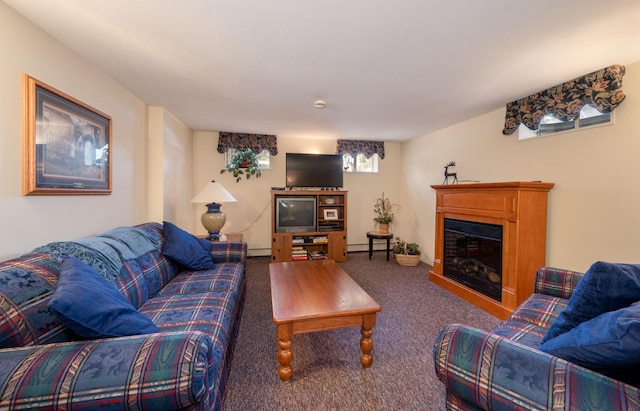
[
  {"x1": 433, "y1": 324, "x2": 639, "y2": 410},
  {"x1": 209, "y1": 240, "x2": 247, "y2": 265},
  {"x1": 533, "y1": 266, "x2": 584, "y2": 298},
  {"x1": 0, "y1": 331, "x2": 213, "y2": 410}
]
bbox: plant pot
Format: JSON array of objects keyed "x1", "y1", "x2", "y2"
[
  {"x1": 378, "y1": 223, "x2": 389, "y2": 234},
  {"x1": 395, "y1": 253, "x2": 420, "y2": 266}
]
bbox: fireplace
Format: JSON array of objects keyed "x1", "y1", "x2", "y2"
[
  {"x1": 429, "y1": 182, "x2": 554, "y2": 319},
  {"x1": 443, "y1": 218, "x2": 502, "y2": 301}
]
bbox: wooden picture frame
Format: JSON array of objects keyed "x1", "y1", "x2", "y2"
[
  {"x1": 323, "y1": 209, "x2": 338, "y2": 220},
  {"x1": 22, "y1": 74, "x2": 112, "y2": 195}
]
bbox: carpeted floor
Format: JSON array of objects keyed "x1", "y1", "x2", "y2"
[{"x1": 223, "y1": 252, "x2": 502, "y2": 410}]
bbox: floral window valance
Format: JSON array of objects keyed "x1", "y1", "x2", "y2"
[
  {"x1": 336, "y1": 139, "x2": 385, "y2": 159},
  {"x1": 217, "y1": 132, "x2": 278, "y2": 155},
  {"x1": 502, "y1": 64, "x2": 626, "y2": 135}
]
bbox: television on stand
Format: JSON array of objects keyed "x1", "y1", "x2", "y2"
[
  {"x1": 275, "y1": 196, "x2": 317, "y2": 233},
  {"x1": 285, "y1": 153, "x2": 343, "y2": 189}
]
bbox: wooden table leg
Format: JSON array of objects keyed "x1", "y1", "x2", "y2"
[
  {"x1": 386, "y1": 237, "x2": 390, "y2": 261},
  {"x1": 277, "y1": 323, "x2": 293, "y2": 381},
  {"x1": 359, "y1": 313, "x2": 377, "y2": 368}
]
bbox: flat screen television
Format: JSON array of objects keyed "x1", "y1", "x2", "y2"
[
  {"x1": 286, "y1": 153, "x2": 343, "y2": 188},
  {"x1": 275, "y1": 196, "x2": 317, "y2": 233}
]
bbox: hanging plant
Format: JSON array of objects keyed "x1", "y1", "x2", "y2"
[{"x1": 220, "y1": 148, "x2": 262, "y2": 182}]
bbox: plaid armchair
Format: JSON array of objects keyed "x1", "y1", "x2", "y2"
[{"x1": 433, "y1": 267, "x2": 640, "y2": 410}]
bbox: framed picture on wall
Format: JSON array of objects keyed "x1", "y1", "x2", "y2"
[{"x1": 22, "y1": 74, "x2": 112, "y2": 195}]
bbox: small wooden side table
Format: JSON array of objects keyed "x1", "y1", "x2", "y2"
[
  {"x1": 222, "y1": 233, "x2": 244, "y2": 242},
  {"x1": 367, "y1": 231, "x2": 394, "y2": 261},
  {"x1": 198, "y1": 233, "x2": 243, "y2": 242}
]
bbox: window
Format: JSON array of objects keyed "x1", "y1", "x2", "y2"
[
  {"x1": 518, "y1": 104, "x2": 613, "y2": 140},
  {"x1": 342, "y1": 153, "x2": 379, "y2": 173},
  {"x1": 224, "y1": 148, "x2": 271, "y2": 169}
]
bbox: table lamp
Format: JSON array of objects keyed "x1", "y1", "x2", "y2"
[{"x1": 191, "y1": 179, "x2": 237, "y2": 240}]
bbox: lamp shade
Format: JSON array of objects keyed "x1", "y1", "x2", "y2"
[{"x1": 191, "y1": 180, "x2": 237, "y2": 204}]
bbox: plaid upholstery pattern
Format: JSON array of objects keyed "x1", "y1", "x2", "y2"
[
  {"x1": 156, "y1": 262, "x2": 245, "y2": 297},
  {"x1": 0, "y1": 254, "x2": 75, "y2": 348},
  {"x1": 115, "y1": 259, "x2": 150, "y2": 308},
  {"x1": 141, "y1": 292, "x2": 237, "y2": 347},
  {"x1": 140, "y1": 291, "x2": 241, "y2": 410},
  {"x1": 0, "y1": 331, "x2": 211, "y2": 410},
  {"x1": 136, "y1": 250, "x2": 180, "y2": 297},
  {"x1": 0, "y1": 222, "x2": 247, "y2": 411},
  {"x1": 209, "y1": 241, "x2": 247, "y2": 266},
  {"x1": 433, "y1": 266, "x2": 640, "y2": 411},
  {"x1": 534, "y1": 266, "x2": 583, "y2": 299},
  {"x1": 492, "y1": 294, "x2": 567, "y2": 347},
  {"x1": 446, "y1": 390, "x2": 484, "y2": 411},
  {"x1": 434, "y1": 324, "x2": 640, "y2": 411}
]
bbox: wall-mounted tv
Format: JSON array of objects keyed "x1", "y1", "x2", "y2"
[
  {"x1": 285, "y1": 153, "x2": 344, "y2": 188},
  {"x1": 275, "y1": 196, "x2": 317, "y2": 233}
]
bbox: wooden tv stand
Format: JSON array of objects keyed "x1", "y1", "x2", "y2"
[{"x1": 271, "y1": 190, "x2": 348, "y2": 262}]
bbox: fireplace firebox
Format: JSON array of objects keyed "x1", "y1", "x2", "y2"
[{"x1": 443, "y1": 218, "x2": 502, "y2": 301}]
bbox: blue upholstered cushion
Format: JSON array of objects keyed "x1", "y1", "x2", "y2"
[
  {"x1": 48, "y1": 257, "x2": 160, "y2": 339},
  {"x1": 539, "y1": 303, "x2": 640, "y2": 386},
  {"x1": 162, "y1": 221, "x2": 215, "y2": 270},
  {"x1": 541, "y1": 261, "x2": 640, "y2": 343}
]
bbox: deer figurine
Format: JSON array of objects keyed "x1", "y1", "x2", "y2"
[{"x1": 443, "y1": 161, "x2": 458, "y2": 185}]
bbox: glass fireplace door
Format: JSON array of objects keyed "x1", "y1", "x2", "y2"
[{"x1": 443, "y1": 218, "x2": 503, "y2": 301}]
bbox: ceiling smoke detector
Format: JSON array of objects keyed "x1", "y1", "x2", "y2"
[{"x1": 314, "y1": 99, "x2": 327, "y2": 109}]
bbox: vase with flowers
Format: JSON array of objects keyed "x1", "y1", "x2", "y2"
[{"x1": 373, "y1": 192, "x2": 399, "y2": 234}]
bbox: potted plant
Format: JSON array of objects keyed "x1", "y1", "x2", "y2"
[
  {"x1": 373, "y1": 192, "x2": 398, "y2": 234},
  {"x1": 393, "y1": 237, "x2": 421, "y2": 266},
  {"x1": 220, "y1": 148, "x2": 262, "y2": 182}
]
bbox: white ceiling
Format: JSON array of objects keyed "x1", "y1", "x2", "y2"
[{"x1": 5, "y1": 0, "x2": 640, "y2": 141}]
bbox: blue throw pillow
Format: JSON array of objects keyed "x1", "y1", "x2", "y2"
[
  {"x1": 541, "y1": 261, "x2": 640, "y2": 344},
  {"x1": 539, "y1": 303, "x2": 640, "y2": 387},
  {"x1": 48, "y1": 257, "x2": 160, "y2": 339},
  {"x1": 162, "y1": 221, "x2": 215, "y2": 270}
]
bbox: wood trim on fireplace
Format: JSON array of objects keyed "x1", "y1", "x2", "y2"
[{"x1": 429, "y1": 181, "x2": 554, "y2": 320}]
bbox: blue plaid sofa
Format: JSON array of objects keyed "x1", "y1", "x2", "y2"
[
  {"x1": 0, "y1": 222, "x2": 246, "y2": 410},
  {"x1": 433, "y1": 266, "x2": 640, "y2": 410}
]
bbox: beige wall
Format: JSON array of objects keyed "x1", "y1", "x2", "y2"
[
  {"x1": 0, "y1": 5, "x2": 193, "y2": 260},
  {"x1": 0, "y1": 4, "x2": 147, "y2": 259},
  {"x1": 148, "y1": 107, "x2": 193, "y2": 230},
  {"x1": 193, "y1": 132, "x2": 404, "y2": 256},
  {"x1": 403, "y1": 61, "x2": 640, "y2": 273}
]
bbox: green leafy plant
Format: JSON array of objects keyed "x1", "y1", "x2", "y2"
[
  {"x1": 373, "y1": 192, "x2": 399, "y2": 225},
  {"x1": 393, "y1": 237, "x2": 420, "y2": 255},
  {"x1": 220, "y1": 148, "x2": 262, "y2": 182}
]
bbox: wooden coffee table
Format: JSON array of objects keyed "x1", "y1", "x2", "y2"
[{"x1": 269, "y1": 259, "x2": 381, "y2": 381}]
